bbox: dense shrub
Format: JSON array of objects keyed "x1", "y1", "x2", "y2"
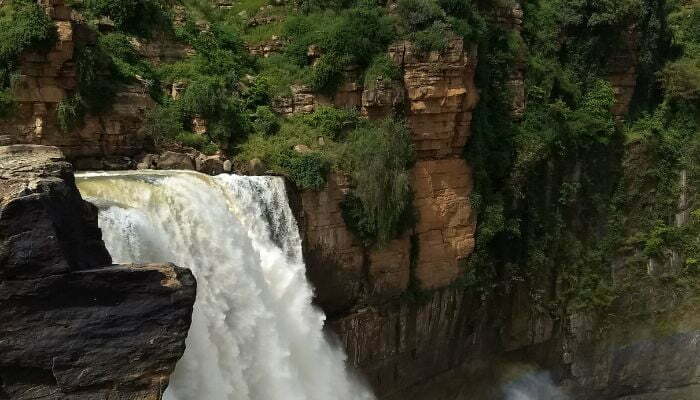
[
  {"x1": 236, "y1": 107, "x2": 351, "y2": 187},
  {"x1": 292, "y1": 106, "x2": 358, "y2": 139},
  {"x1": 412, "y1": 21, "x2": 451, "y2": 53},
  {"x1": 252, "y1": 106, "x2": 281, "y2": 136},
  {"x1": 75, "y1": 44, "x2": 118, "y2": 113},
  {"x1": 281, "y1": 2, "x2": 395, "y2": 93},
  {"x1": 396, "y1": 0, "x2": 446, "y2": 31},
  {"x1": 56, "y1": 96, "x2": 84, "y2": 132},
  {"x1": 0, "y1": 0, "x2": 56, "y2": 83},
  {"x1": 297, "y1": 0, "x2": 355, "y2": 13},
  {"x1": 279, "y1": 151, "x2": 331, "y2": 190},
  {"x1": 144, "y1": 14, "x2": 255, "y2": 152},
  {"x1": 78, "y1": 0, "x2": 169, "y2": 35},
  {"x1": 0, "y1": 0, "x2": 56, "y2": 115},
  {"x1": 340, "y1": 118, "x2": 415, "y2": 245},
  {"x1": 363, "y1": 54, "x2": 402, "y2": 88}
]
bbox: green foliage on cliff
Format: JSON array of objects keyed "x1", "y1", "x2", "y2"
[
  {"x1": 237, "y1": 106, "x2": 356, "y2": 188},
  {"x1": 280, "y1": 2, "x2": 396, "y2": 94},
  {"x1": 56, "y1": 96, "x2": 84, "y2": 132},
  {"x1": 142, "y1": 11, "x2": 257, "y2": 153},
  {"x1": 0, "y1": 0, "x2": 57, "y2": 116},
  {"x1": 464, "y1": 0, "x2": 700, "y2": 322},
  {"x1": 238, "y1": 106, "x2": 416, "y2": 244},
  {"x1": 363, "y1": 54, "x2": 402, "y2": 89},
  {"x1": 73, "y1": 0, "x2": 169, "y2": 35},
  {"x1": 340, "y1": 118, "x2": 416, "y2": 245}
]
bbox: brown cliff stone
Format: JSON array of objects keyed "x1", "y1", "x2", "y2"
[
  {"x1": 389, "y1": 37, "x2": 479, "y2": 159},
  {"x1": 411, "y1": 159, "x2": 475, "y2": 289},
  {"x1": 0, "y1": 0, "x2": 165, "y2": 160},
  {"x1": 293, "y1": 37, "x2": 480, "y2": 399},
  {"x1": 0, "y1": 145, "x2": 196, "y2": 399}
]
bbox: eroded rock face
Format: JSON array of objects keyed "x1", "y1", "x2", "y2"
[
  {"x1": 0, "y1": 0, "x2": 157, "y2": 160},
  {"x1": 411, "y1": 159, "x2": 475, "y2": 289},
  {"x1": 389, "y1": 38, "x2": 479, "y2": 159},
  {"x1": 296, "y1": 37, "x2": 479, "y2": 397},
  {"x1": 0, "y1": 145, "x2": 196, "y2": 399}
]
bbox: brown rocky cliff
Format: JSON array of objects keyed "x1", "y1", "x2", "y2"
[
  {"x1": 0, "y1": 0, "x2": 159, "y2": 161},
  {"x1": 0, "y1": 145, "x2": 196, "y2": 399},
  {"x1": 296, "y1": 37, "x2": 478, "y2": 399}
]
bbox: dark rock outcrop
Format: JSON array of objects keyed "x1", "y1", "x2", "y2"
[{"x1": 0, "y1": 145, "x2": 196, "y2": 399}]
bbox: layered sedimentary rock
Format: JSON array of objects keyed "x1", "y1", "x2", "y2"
[
  {"x1": 0, "y1": 0, "x2": 157, "y2": 160},
  {"x1": 297, "y1": 37, "x2": 478, "y2": 398},
  {"x1": 388, "y1": 38, "x2": 478, "y2": 159},
  {"x1": 0, "y1": 145, "x2": 196, "y2": 399}
]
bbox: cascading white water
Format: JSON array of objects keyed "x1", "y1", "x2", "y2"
[{"x1": 76, "y1": 170, "x2": 374, "y2": 400}]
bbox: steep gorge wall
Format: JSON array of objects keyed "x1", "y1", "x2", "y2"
[
  {"x1": 295, "y1": 37, "x2": 480, "y2": 399},
  {"x1": 4, "y1": 1, "x2": 699, "y2": 399}
]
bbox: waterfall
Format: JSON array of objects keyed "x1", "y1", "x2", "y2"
[{"x1": 76, "y1": 170, "x2": 374, "y2": 400}]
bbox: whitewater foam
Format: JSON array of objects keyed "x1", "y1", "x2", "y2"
[{"x1": 77, "y1": 170, "x2": 373, "y2": 400}]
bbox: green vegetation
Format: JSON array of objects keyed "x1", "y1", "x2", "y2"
[
  {"x1": 340, "y1": 119, "x2": 415, "y2": 245},
  {"x1": 56, "y1": 96, "x2": 83, "y2": 132},
  {"x1": 3, "y1": 0, "x2": 698, "y2": 294},
  {"x1": 462, "y1": 0, "x2": 700, "y2": 327},
  {"x1": 238, "y1": 107, "x2": 415, "y2": 245},
  {"x1": 237, "y1": 106, "x2": 357, "y2": 189},
  {"x1": 280, "y1": 2, "x2": 396, "y2": 94},
  {"x1": 0, "y1": 0, "x2": 56, "y2": 116},
  {"x1": 363, "y1": 55, "x2": 402, "y2": 88},
  {"x1": 73, "y1": 0, "x2": 169, "y2": 35}
]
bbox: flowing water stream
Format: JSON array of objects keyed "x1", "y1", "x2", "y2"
[{"x1": 76, "y1": 170, "x2": 374, "y2": 400}]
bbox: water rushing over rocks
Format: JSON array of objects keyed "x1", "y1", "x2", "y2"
[{"x1": 77, "y1": 170, "x2": 374, "y2": 400}]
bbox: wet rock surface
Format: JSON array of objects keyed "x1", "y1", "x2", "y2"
[{"x1": 0, "y1": 145, "x2": 196, "y2": 399}]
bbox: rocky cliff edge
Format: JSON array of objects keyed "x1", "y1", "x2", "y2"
[{"x1": 0, "y1": 145, "x2": 196, "y2": 399}]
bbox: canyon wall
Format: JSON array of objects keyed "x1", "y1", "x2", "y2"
[
  {"x1": 0, "y1": 0, "x2": 154, "y2": 160},
  {"x1": 3, "y1": 1, "x2": 700, "y2": 399},
  {"x1": 0, "y1": 145, "x2": 196, "y2": 399},
  {"x1": 295, "y1": 36, "x2": 480, "y2": 399}
]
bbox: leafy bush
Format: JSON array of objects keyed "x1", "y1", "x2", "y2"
[
  {"x1": 661, "y1": 58, "x2": 700, "y2": 100},
  {"x1": 98, "y1": 33, "x2": 156, "y2": 83},
  {"x1": 78, "y1": 0, "x2": 169, "y2": 35},
  {"x1": 363, "y1": 54, "x2": 402, "y2": 89},
  {"x1": 0, "y1": 0, "x2": 56, "y2": 84},
  {"x1": 144, "y1": 100, "x2": 186, "y2": 146},
  {"x1": 252, "y1": 106, "x2": 280, "y2": 135},
  {"x1": 257, "y1": 54, "x2": 306, "y2": 97},
  {"x1": 397, "y1": 0, "x2": 446, "y2": 32},
  {"x1": 292, "y1": 105, "x2": 358, "y2": 139},
  {"x1": 279, "y1": 150, "x2": 331, "y2": 190},
  {"x1": 412, "y1": 21, "x2": 451, "y2": 53},
  {"x1": 237, "y1": 106, "x2": 361, "y2": 189},
  {"x1": 73, "y1": 31, "x2": 157, "y2": 114},
  {"x1": 305, "y1": 54, "x2": 348, "y2": 94},
  {"x1": 0, "y1": 0, "x2": 56, "y2": 115},
  {"x1": 56, "y1": 96, "x2": 84, "y2": 132},
  {"x1": 340, "y1": 118, "x2": 415, "y2": 245},
  {"x1": 281, "y1": 2, "x2": 395, "y2": 93},
  {"x1": 147, "y1": 15, "x2": 256, "y2": 152},
  {"x1": 75, "y1": 44, "x2": 118, "y2": 113},
  {"x1": 297, "y1": 0, "x2": 355, "y2": 13}
]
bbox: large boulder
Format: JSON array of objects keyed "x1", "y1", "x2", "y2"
[
  {"x1": 0, "y1": 145, "x2": 196, "y2": 399},
  {"x1": 156, "y1": 151, "x2": 195, "y2": 170}
]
